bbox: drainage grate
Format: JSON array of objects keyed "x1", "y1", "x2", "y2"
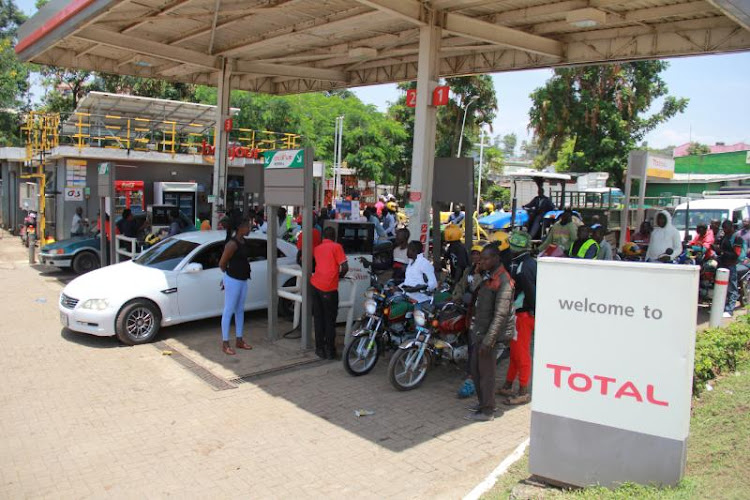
[
  {"x1": 154, "y1": 341, "x2": 236, "y2": 391},
  {"x1": 229, "y1": 357, "x2": 326, "y2": 385}
]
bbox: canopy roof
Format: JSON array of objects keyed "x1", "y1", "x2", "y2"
[
  {"x1": 16, "y1": 0, "x2": 750, "y2": 95},
  {"x1": 61, "y1": 91, "x2": 239, "y2": 135}
]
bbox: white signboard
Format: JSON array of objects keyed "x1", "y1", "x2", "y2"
[
  {"x1": 532, "y1": 258, "x2": 698, "y2": 441},
  {"x1": 646, "y1": 154, "x2": 675, "y2": 180},
  {"x1": 64, "y1": 187, "x2": 83, "y2": 201},
  {"x1": 66, "y1": 159, "x2": 87, "y2": 201},
  {"x1": 263, "y1": 149, "x2": 304, "y2": 170}
]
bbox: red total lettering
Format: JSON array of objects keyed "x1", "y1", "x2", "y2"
[{"x1": 545, "y1": 364, "x2": 669, "y2": 407}]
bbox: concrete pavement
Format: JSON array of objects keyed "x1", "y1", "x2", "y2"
[{"x1": 0, "y1": 233, "x2": 530, "y2": 499}]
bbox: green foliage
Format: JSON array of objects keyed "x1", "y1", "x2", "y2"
[
  {"x1": 91, "y1": 74, "x2": 197, "y2": 102},
  {"x1": 529, "y1": 61, "x2": 688, "y2": 187},
  {"x1": 0, "y1": 0, "x2": 29, "y2": 146},
  {"x1": 554, "y1": 136, "x2": 584, "y2": 172},
  {"x1": 501, "y1": 133, "x2": 517, "y2": 157},
  {"x1": 686, "y1": 142, "x2": 711, "y2": 156},
  {"x1": 436, "y1": 75, "x2": 498, "y2": 157},
  {"x1": 483, "y1": 184, "x2": 509, "y2": 207},
  {"x1": 693, "y1": 315, "x2": 750, "y2": 394}
]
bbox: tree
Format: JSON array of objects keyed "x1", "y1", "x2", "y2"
[
  {"x1": 91, "y1": 74, "x2": 197, "y2": 102},
  {"x1": 0, "y1": 0, "x2": 29, "y2": 146},
  {"x1": 501, "y1": 133, "x2": 517, "y2": 157},
  {"x1": 529, "y1": 61, "x2": 688, "y2": 187},
  {"x1": 436, "y1": 75, "x2": 498, "y2": 157},
  {"x1": 687, "y1": 142, "x2": 711, "y2": 156}
]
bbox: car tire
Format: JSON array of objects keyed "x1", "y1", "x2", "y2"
[
  {"x1": 72, "y1": 251, "x2": 100, "y2": 274},
  {"x1": 115, "y1": 299, "x2": 162, "y2": 345}
]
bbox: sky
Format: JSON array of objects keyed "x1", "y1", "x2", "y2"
[{"x1": 17, "y1": 0, "x2": 750, "y2": 151}]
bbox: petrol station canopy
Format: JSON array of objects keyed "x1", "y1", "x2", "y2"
[{"x1": 16, "y1": 0, "x2": 750, "y2": 95}]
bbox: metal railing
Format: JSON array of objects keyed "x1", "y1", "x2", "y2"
[{"x1": 115, "y1": 235, "x2": 141, "y2": 263}]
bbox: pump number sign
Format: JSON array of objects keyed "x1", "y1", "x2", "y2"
[{"x1": 264, "y1": 149, "x2": 304, "y2": 169}]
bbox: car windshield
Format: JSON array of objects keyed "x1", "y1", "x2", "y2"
[
  {"x1": 672, "y1": 209, "x2": 728, "y2": 231},
  {"x1": 133, "y1": 238, "x2": 199, "y2": 271}
]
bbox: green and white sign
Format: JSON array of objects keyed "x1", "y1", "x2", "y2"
[{"x1": 263, "y1": 149, "x2": 304, "y2": 170}]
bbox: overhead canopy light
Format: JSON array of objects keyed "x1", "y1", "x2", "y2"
[{"x1": 566, "y1": 8, "x2": 607, "y2": 28}]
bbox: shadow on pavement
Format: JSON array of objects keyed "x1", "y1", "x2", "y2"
[
  {"x1": 32, "y1": 264, "x2": 78, "y2": 287},
  {"x1": 61, "y1": 327, "x2": 123, "y2": 349}
]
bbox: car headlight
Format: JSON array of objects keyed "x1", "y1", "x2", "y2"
[
  {"x1": 80, "y1": 298, "x2": 110, "y2": 310},
  {"x1": 364, "y1": 299, "x2": 377, "y2": 315},
  {"x1": 414, "y1": 309, "x2": 426, "y2": 327}
]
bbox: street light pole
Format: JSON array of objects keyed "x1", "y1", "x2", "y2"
[
  {"x1": 457, "y1": 95, "x2": 479, "y2": 158},
  {"x1": 477, "y1": 125, "x2": 486, "y2": 210}
]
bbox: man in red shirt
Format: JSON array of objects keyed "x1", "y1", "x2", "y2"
[{"x1": 311, "y1": 227, "x2": 349, "y2": 359}]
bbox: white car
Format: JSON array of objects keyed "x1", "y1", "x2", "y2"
[{"x1": 59, "y1": 231, "x2": 298, "y2": 345}]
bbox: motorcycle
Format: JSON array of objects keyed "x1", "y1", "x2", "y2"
[
  {"x1": 387, "y1": 300, "x2": 473, "y2": 391},
  {"x1": 343, "y1": 257, "x2": 414, "y2": 376},
  {"x1": 20, "y1": 212, "x2": 37, "y2": 247}
]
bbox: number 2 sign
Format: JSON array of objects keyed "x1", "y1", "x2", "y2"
[{"x1": 406, "y1": 89, "x2": 417, "y2": 108}]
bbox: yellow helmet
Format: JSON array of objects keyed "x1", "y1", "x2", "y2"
[
  {"x1": 444, "y1": 224, "x2": 462, "y2": 242},
  {"x1": 483, "y1": 202, "x2": 495, "y2": 213},
  {"x1": 622, "y1": 242, "x2": 642, "y2": 257},
  {"x1": 489, "y1": 231, "x2": 510, "y2": 251},
  {"x1": 386, "y1": 201, "x2": 398, "y2": 212},
  {"x1": 471, "y1": 243, "x2": 485, "y2": 253}
]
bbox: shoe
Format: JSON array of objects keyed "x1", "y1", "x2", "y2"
[
  {"x1": 496, "y1": 383, "x2": 515, "y2": 397},
  {"x1": 723, "y1": 312, "x2": 732, "y2": 318},
  {"x1": 465, "y1": 403, "x2": 496, "y2": 413},
  {"x1": 236, "y1": 339, "x2": 253, "y2": 350},
  {"x1": 222, "y1": 344, "x2": 236, "y2": 355},
  {"x1": 464, "y1": 412, "x2": 494, "y2": 422},
  {"x1": 506, "y1": 393, "x2": 531, "y2": 405},
  {"x1": 457, "y1": 379, "x2": 476, "y2": 399}
]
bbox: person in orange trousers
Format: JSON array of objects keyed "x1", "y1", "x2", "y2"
[{"x1": 497, "y1": 231, "x2": 537, "y2": 405}]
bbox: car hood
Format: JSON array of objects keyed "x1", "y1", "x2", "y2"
[
  {"x1": 62, "y1": 261, "x2": 171, "y2": 301},
  {"x1": 41, "y1": 235, "x2": 99, "y2": 253}
]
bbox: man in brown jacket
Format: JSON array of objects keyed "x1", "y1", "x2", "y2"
[{"x1": 465, "y1": 244, "x2": 515, "y2": 422}]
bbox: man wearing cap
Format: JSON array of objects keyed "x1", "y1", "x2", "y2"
[
  {"x1": 497, "y1": 231, "x2": 537, "y2": 405},
  {"x1": 453, "y1": 243, "x2": 485, "y2": 399},
  {"x1": 568, "y1": 225, "x2": 599, "y2": 259},
  {"x1": 538, "y1": 209, "x2": 578, "y2": 255}
]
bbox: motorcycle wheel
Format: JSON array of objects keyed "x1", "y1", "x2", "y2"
[
  {"x1": 388, "y1": 346, "x2": 430, "y2": 391},
  {"x1": 741, "y1": 280, "x2": 750, "y2": 307},
  {"x1": 343, "y1": 335, "x2": 380, "y2": 376}
]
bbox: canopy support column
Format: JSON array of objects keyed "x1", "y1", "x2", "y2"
[
  {"x1": 212, "y1": 58, "x2": 232, "y2": 228},
  {"x1": 407, "y1": 14, "x2": 441, "y2": 253}
]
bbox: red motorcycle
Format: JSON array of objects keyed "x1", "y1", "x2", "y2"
[{"x1": 387, "y1": 301, "x2": 473, "y2": 391}]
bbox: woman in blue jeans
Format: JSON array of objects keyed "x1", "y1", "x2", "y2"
[{"x1": 218, "y1": 215, "x2": 253, "y2": 355}]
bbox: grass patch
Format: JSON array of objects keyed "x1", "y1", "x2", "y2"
[{"x1": 484, "y1": 331, "x2": 750, "y2": 499}]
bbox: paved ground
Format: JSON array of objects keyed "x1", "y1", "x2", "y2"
[{"x1": 0, "y1": 233, "x2": 530, "y2": 499}]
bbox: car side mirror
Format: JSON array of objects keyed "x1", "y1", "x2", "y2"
[{"x1": 184, "y1": 263, "x2": 203, "y2": 273}]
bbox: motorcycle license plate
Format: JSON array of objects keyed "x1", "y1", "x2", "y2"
[{"x1": 60, "y1": 312, "x2": 69, "y2": 327}]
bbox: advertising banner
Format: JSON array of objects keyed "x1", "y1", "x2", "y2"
[
  {"x1": 263, "y1": 149, "x2": 304, "y2": 169},
  {"x1": 529, "y1": 258, "x2": 698, "y2": 488}
]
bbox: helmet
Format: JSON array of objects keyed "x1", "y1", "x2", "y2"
[
  {"x1": 508, "y1": 230, "x2": 531, "y2": 252},
  {"x1": 489, "y1": 231, "x2": 510, "y2": 251},
  {"x1": 386, "y1": 201, "x2": 398, "y2": 212},
  {"x1": 622, "y1": 242, "x2": 641, "y2": 257},
  {"x1": 444, "y1": 224, "x2": 462, "y2": 242},
  {"x1": 483, "y1": 202, "x2": 495, "y2": 213},
  {"x1": 471, "y1": 244, "x2": 485, "y2": 253}
]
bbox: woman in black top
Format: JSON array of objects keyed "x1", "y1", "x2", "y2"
[{"x1": 218, "y1": 214, "x2": 253, "y2": 355}]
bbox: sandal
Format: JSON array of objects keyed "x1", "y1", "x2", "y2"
[
  {"x1": 236, "y1": 339, "x2": 253, "y2": 350},
  {"x1": 496, "y1": 384, "x2": 515, "y2": 397},
  {"x1": 222, "y1": 344, "x2": 236, "y2": 355}
]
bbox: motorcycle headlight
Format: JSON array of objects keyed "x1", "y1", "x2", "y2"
[
  {"x1": 80, "y1": 298, "x2": 110, "y2": 311},
  {"x1": 414, "y1": 309, "x2": 426, "y2": 327},
  {"x1": 364, "y1": 288, "x2": 377, "y2": 299},
  {"x1": 364, "y1": 299, "x2": 377, "y2": 315}
]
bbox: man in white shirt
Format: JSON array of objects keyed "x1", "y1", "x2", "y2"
[
  {"x1": 71, "y1": 206, "x2": 85, "y2": 236},
  {"x1": 401, "y1": 241, "x2": 437, "y2": 303}
]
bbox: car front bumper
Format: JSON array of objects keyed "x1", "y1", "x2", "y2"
[
  {"x1": 40, "y1": 253, "x2": 73, "y2": 267},
  {"x1": 59, "y1": 303, "x2": 117, "y2": 337}
]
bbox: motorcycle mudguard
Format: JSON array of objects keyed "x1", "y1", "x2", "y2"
[
  {"x1": 351, "y1": 328, "x2": 374, "y2": 338},
  {"x1": 388, "y1": 300, "x2": 411, "y2": 320}
]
